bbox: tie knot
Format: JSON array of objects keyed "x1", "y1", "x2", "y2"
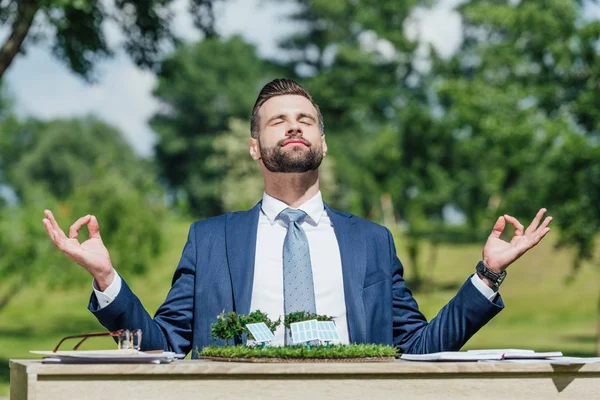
[{"x1": 279, "y1": 208, "x2": 307, "y2": 225}]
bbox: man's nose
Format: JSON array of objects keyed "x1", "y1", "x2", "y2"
[{"x1": 286, "y1": 122, "x2": 302, "y2": 136}]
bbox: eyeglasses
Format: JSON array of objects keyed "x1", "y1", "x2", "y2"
[{"x1": 53, "y1": 329, "x2": 142, "y2": 352}]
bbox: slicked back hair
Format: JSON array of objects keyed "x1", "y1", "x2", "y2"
[{"x1": 250, "y1": 78, "x2": 324, "y2": 138}]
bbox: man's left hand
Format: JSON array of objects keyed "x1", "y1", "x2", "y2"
[{"x1": 482, "y1": 208, "x2": 552, "y2": 274}]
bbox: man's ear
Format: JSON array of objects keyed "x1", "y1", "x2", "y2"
[
  {"x1": 249, "y1": 137, "x2": 261, "y2": 160},
  {"x1": 321, "y1": 134, "x2": 328, "y2": 156}
]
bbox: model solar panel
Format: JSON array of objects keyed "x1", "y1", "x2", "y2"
[
  {"x1": 246, "y1": 323, "x2": 275, "y2": 343},
  {"x1": 317, "y1": 321, "x2": 341, "y2": 342},
  {"x1": 290, "y1": 320, "x2": 319, "y2": 344}
]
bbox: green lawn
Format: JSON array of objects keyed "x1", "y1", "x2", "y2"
[{"x1": 0, "y1": 217, "x2": 597, "y2": 395}]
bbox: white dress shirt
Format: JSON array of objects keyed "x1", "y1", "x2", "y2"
[
  {"x1": 250, "y1": 191, "x2": 349, "y2": 345},
  {"x1": 94, "y1": 192, "x2": 497, "y2": 342}
]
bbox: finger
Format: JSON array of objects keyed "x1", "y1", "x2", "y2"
[
  {"x1": 539, "y1": 226, "x2": 551, "y2": 239},
  {"x1": 525, "y1": 208, "x2": 547, "y2": 234},
  {"x1": 538, "y1": 216, "x2": 553, "y2": 231},
  {"x1": 504, "y1": 214, "x2": 524, "y2": 236},
  {"x1": 43, "y1": 209, "x2": 67, "y2": 240},
  {"x1": 68, "y1": 215, "x2": 92, "y2": 239},
  {"x1": 489, "y1": 216, "x2": 505, "y2": 239},
  {"x1": 42, "y1": 218, "x2": 70, "y2": 252},
  {"x1": 528, "y1": 226, "x2": 551, "y2": 247},
  {"x1": 88, "y1": 215, "x2": 102, "y2": 239},
  {"x1": 42, "y1": 218, "x2": 58, "y2": 243}
]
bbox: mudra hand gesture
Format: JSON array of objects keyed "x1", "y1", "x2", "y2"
[
  {"x1": 42, "y1": 210, "x2": 115, "y2": 290},
  {"x1": 481, "y1": 208, "x2": 552, "y2": 279}
]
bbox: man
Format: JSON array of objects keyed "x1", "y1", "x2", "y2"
[{"x1": 43, "y1": 78, "x2": 552, "y2": 355}]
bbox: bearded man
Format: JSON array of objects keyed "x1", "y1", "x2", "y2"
[{"x1": 43, "y1": 78, "x2": 552, "y2": 354}]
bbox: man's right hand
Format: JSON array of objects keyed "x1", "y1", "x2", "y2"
[{"x1": 42, "y1": 210, "x2": 115, "y2": 291}]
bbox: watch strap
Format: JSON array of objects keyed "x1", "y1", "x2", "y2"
[{"x1": 476, "y1": 260, "x2": 507, "y2": 292}]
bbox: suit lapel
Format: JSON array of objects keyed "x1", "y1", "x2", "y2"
[
  {"x1": 225, "y1": 202, "x2": 261, "y2": 316},
  {"x1": 326, "y1": 205, "x2": 367, "y2": 343}
]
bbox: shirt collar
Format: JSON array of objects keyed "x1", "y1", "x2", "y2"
[{"x1": 261, "y1": 191, "x2": 324, "y2": 226}]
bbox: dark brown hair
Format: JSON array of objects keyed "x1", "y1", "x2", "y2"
[{"x1": 250, "y1": 78, "x2": 324, "y2": 138}]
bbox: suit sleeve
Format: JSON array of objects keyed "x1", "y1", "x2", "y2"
[
  {"x1": 89, "y1": 223, "x2": 197, "y2": 355},
  {"x1": 388, "y1": 228, "x2": 504, "y2": 354}
]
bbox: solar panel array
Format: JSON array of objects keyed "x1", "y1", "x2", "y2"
[
  {"x1": 316, "y1": 321, "x2": 341, "y2": 342},
  {"x1": 246, "y1": 323, "x2": 275, "y2": 343},
  {"x1": 291, "y1": 320, "x2": 320, "y2": 344},
  {"x1": 290, "y1": 320, "x2": 342, "y2": 344}
]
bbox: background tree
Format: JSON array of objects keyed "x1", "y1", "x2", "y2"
[
  {"x1": 0, "y1": 0, "x2": 228, "y2": 81},
  {"x1": 151, "y1": 36, "x2": 276, "y2": 217},
  {"x1": 434, "y1": 0, "x2": 600, "y2": 353},
  {"x1": 0, "y1": 116, "x2": 166, "y2": 313},
  {"x1": 0, "y1": 117, "x2": 157, "y2": 199}
]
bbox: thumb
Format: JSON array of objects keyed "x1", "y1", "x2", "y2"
[
  {"x1": 88, "y1": 215, "x2": 102, "y2": 239},
  {"x1": 490, "y1": 216, "x2": 505, "y2": 239}
]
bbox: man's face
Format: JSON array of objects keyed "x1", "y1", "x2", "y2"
[{"x1": 250, "y1": 95, "x2": 327, "y2": 173}]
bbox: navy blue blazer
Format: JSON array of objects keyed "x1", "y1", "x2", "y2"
[{"x1": 90, "y1": 202, "x2": 503, "y2": 355}]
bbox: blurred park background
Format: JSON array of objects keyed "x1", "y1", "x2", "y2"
[{"x1": 1, "y1": 0, "x2": 600, "y2": 395}]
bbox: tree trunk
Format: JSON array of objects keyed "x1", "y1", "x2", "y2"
[{"x1": 0, "y1": 0, "x2": 39, "y2": 81}]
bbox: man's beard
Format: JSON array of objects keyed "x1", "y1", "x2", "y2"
[{"x1": 260, "y1": 138, "x2": 324, "y2": 173}]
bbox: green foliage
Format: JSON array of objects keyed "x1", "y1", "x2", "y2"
[
  {"x1": 199, "y1": 343, "x2": 399, "y2": 359},
  {"x1": 0, "y1": 117, "x2": 155, "y2": 200},
  {"x1": 434, "y1": 0, "x2": 600, "y2": 270},
  {"x1": 284, "y1": 312, "x2": 334, "y2": 328},
  {"x1": 211, "y1": 311, "x2": 243, "y2": 345},
  {"x1": 151, "y1": 36, "x2": 276, "y2": 217},
  {"x1": 0, "y1": 0, "x2": 228, "y2": 81},
  {"x1": 0, "y1": 190, "x2": 64, "y2": 309},
  {"x1": 0, "y1": 116, "x2": 166, "y2": 312}
]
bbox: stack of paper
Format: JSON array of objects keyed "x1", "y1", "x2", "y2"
[
  {"x1": 400, "y1": 349, "x2": 600, "y2": 364},
  {"x1": 400, "y1": 349, "x2": 563, "y2": 362},
  {"x1": 30, "y1": 350, "x2": 185, "y2": 364},
  {"x1": 468, "y1": 349, "x2": 563, "y2": 359}
]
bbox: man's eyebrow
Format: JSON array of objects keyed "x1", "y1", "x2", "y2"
[
  {"x1": 297, "y1": 113, "x2": 317, "y2": 122},
  {"x1": 266, "y1": 114, "x2": 287, "y2": 124}
]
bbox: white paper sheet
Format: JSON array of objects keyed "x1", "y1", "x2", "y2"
[
  {"x1": 400, "y1": 352, "x2": 504, "y2": 361},
  {"x1": 30, "y1": 350, "x2": 184, "y2": 364},
  {"x1": 400, "y1": 349, "x2": 564, "y2": 362}
]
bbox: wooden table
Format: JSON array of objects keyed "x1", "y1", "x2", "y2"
[{"x1": 10, "y1": 359, "x2": 600, "y2": 399}]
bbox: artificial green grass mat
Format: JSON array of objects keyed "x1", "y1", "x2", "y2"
[{"x1": 199, "y1": 344, "x2": 399, "y2": 359}]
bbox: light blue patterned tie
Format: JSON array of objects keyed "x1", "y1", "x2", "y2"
[{"x1": 279, "y1": 208, "x2": 316, "y2": 345}]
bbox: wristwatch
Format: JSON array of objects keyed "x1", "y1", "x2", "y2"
[{"x1": 476, "y1": 260, "x2": 507, "y2": 292}]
